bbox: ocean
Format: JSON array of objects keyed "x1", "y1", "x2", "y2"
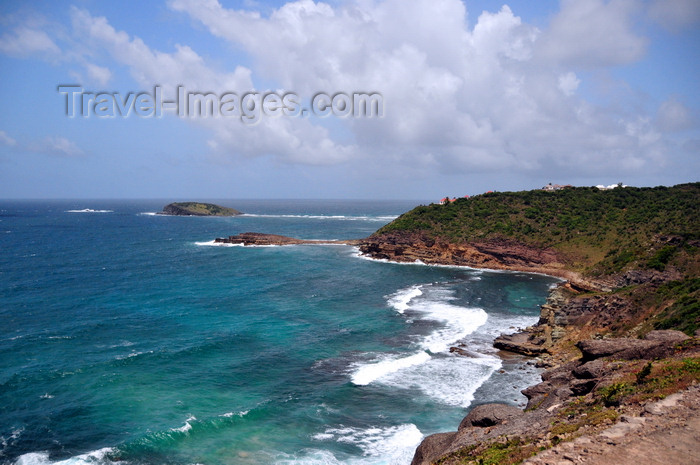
[{"x1": 0, "y1": 200, "x2": 558, "y2": 465}]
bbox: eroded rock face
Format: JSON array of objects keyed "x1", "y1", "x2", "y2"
[{"x1": 357, "y1": 232, "x2": 569, "y2": 275}]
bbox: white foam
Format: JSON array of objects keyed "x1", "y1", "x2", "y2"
[
  {"x1": 65, "y1": 209, "x2": 113, "y2": 213},
  {"x1": 13, "y1": 448, "x2": 121, "y2": 465},
  {"x1": 387, "y1": 285, "x2": 423, "y2": 314},
  {"x1": 351, "y1": 351, "x2": 431, "y2": 386},
  {"x1": 413, "y1": 301, "x2": 488, "y2": 354},
  {"x1": 194, "y1": 240, "x2": 291, "y2": 248},
  {"x1": 194, "y1": 240, "x2": 242, "y2": 247},
  {"x1": 310, "y1": 424, "x2": 423, "y2": 465},
  {"x1": 381, "y1": 355, "x2": 501, "y2": 407},
  {"x1": 172, "y1": 415, "x2": 196, "y2": 433},
  {"x1": 242, "y1": 214, "x2": 397, "y2": 222},
  {"x1": 349, "y1": 284, "x2": 499, "y2": 407},
  {"x1": 138, "y1": 212, "x2": 158, "y2": 216}
]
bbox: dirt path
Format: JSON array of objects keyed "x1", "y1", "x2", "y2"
[{"x1": 523, "y1": 384, "x2": 700, "y2": 465}]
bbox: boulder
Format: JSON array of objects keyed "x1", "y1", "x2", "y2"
[
  {"x1": 494, "y1": 332, "x2": 549, "y2": 356},
  {"x1": 458, "y1": 403, "x2": 524, "y2": 430},
  {"x1": 573, "y1": 360, "x2": 608, "y2": 379},
  {"x1": 410, "y1": 432, "x2": 457, "y2": 465},
  {"x1": 577, "y1": 330, "x2": 691, "y2": 362},
  {"x1": 643, "y1": 330, "x2": 690, "y2": 343},
  {"x1": 576, "y1": 339, "x2": 657, "y2": 361}
]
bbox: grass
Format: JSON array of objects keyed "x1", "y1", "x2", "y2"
[{"x1": 435, "y1": 437, "x2": 539, "y2": 465}]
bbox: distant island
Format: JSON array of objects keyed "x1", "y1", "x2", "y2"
[
  {"x1": 160, "y1": 202, "x2": 242, "y2": 216},
  {"x1": 210, "y1": 183, "x2": 699, "y2": 465}
]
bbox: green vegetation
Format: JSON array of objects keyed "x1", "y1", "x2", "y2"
[
  {"x1": 651, "y1": 278, "x2": 700, "y2": 335},
  {"x1": 162, "y1": 202, "x2": 242, "y2": 216},
  {"x1": 593, "y1": 356, "x2": 700, "y2": 407},
  {"x1": 435, "y1": 437, "x2": 539, "y2": 465},
  {"x1": 376, "y1": 183, "x2": 700, "y2": 274}
]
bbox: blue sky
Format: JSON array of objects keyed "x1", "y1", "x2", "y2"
[{"x1": 0, "y1": 0, "x2": 698, "y2": 199}]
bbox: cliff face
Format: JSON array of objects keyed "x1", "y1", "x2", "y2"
[{"x1": 358, "y1": 231, "x2": 580, "y2": 282}]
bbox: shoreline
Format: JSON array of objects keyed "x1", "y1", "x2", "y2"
[{"x1": 209, "y1": 231, "x2": 699, "y2": 465}]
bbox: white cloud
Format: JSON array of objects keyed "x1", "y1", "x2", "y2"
[
  {"x1": 85, "y1": 63, "x2": 112, "y2": 86},
  {"x1": 535, "y1": 0, "x2": 647, "y2": 68},
  {"x1": 656, "y1": 98, "x2": 694, "y2": 132},
  {"x1": 0, "y1": 26, "x2": 60, "y2": 58},
  {"x1": 558, "y1": 72, "x2": 581, "y2": 96},
  {"x1": 648, "y1": 0, "x2": 700, "y2": 30},
  {"x1": 44, "y1": 136, "x2": 85, "y2": 157},
  {"x1": 58, "y1": 0, "x2": 683, "y2": 180},
  {"x1": 21, "y1": 136, "x2": 85, "y2": 158},
  {"x1": 0, "y1": 130, "x2": 17, "y2": 147}
]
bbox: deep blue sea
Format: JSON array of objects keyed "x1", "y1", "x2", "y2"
[{"x1": 0, "y1": 200, "x2": 558, "y2": 465}]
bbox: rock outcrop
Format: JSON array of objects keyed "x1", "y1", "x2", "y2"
[
  {"x1": 214, "y1": 232, "x2": 360, "y2": 246},
  {"x1": 357, "y1": 232, "x2": 579, "y2": 282},
  {"x1": 411, "y1": 330, "x2": 698, "y2": 465}
]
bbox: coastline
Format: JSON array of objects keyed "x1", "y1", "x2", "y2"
[{"x1": 222, "y1": 231, "x2": 699, "y2": 465}]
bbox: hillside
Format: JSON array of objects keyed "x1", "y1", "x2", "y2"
[{"x1": 375, "y1": 184, "x2": 699, "y2": 276}]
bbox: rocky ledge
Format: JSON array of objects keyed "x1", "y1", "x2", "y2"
[
  {"x1": 358, "y1": 231, "x2": 593, "y2": 288},
  {"x1": 214, "y1": 232, "x2": 360, "y2": 246},
  {"x1": 412, "y1": 330, "x2": 698, "y2": 465}
]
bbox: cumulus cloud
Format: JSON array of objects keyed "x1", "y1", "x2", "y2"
[
  {"x1": 535, "y1": 0, "x2": 647, "y2": 68},
  {"x1": 58, "y1": 0, "x2": 689, "y2": 179}
]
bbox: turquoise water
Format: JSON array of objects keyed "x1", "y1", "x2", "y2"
[{"x1": 0, "y1": 200, "x2": 557, "y2": 465}]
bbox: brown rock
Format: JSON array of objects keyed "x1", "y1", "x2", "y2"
[
  {"x1": 643, "y1": 330, "x2": 690, "y2": 344},
  {"x1": 410, "y1": 432, "x2": 457, "y2": 465},
  {"x1": 573, "y1": 360, "x2": 608, "y2": 379},
  {"x1": 458, "y1": 403, "x2": 524, "y2": 429},
  {"x1": 494, "y1": 332, "x2": 549, "y2": 356}
]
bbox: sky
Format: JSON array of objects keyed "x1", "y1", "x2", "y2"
[{"x1": 0, "y1": 0, "x2": 698, "y2": 200}]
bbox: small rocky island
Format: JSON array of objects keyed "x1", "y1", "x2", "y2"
[{"x1": 160, "y1": 202, "x2": 242, "y2": 216}]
